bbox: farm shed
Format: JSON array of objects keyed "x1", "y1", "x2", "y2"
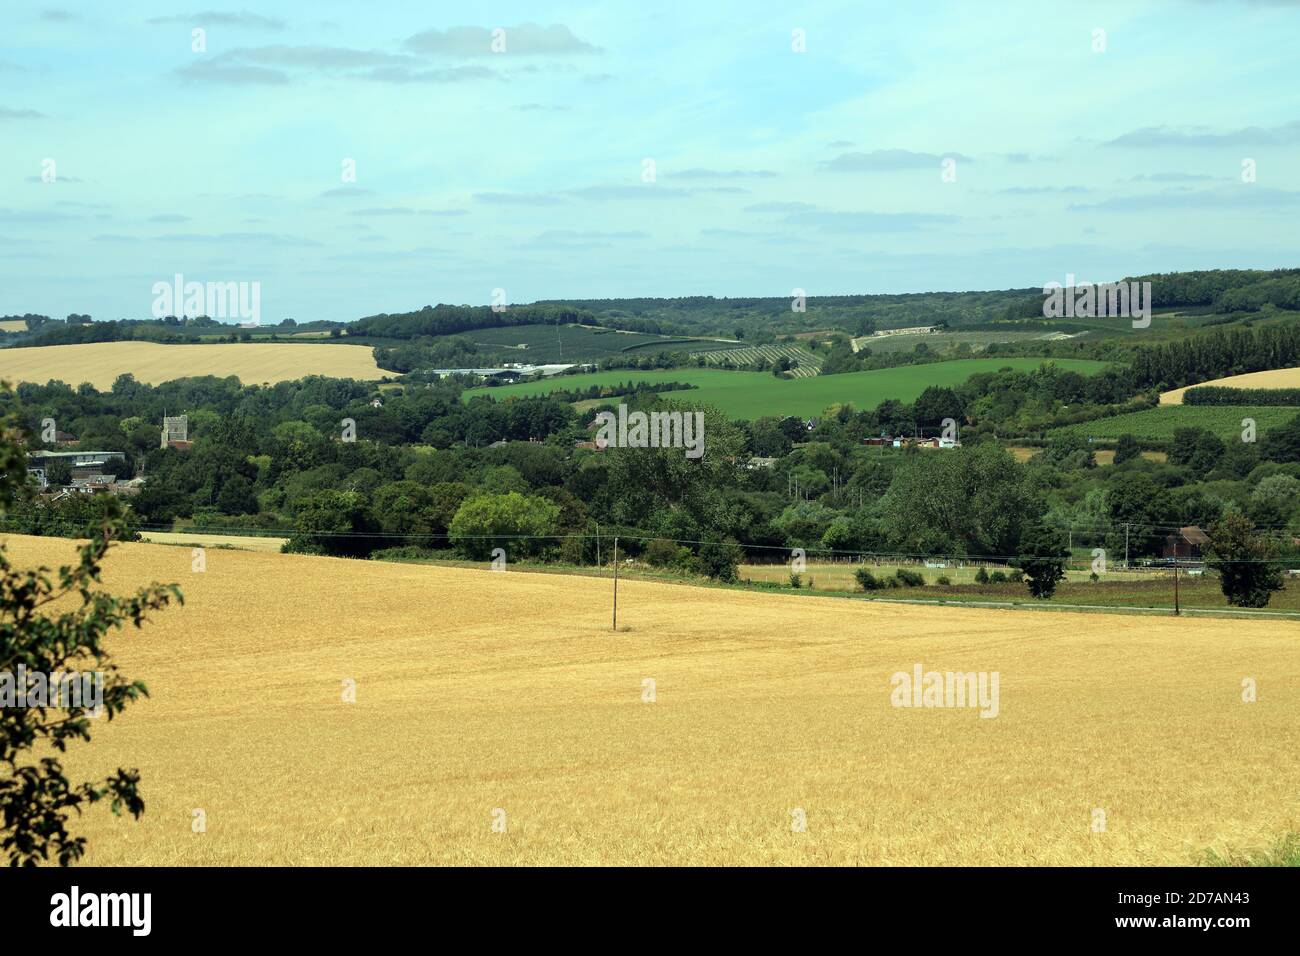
[{"x1": 1162, "y1": 526, "x2": 1209, "y2": 562}]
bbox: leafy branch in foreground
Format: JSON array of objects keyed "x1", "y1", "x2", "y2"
[{"x1": 0, "y1": 406, "x2": 181, "y2": 866}]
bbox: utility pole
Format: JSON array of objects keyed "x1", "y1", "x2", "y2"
[
  {"x1": 612, "y1": 536, "x2": 619, "y2": 632},
  {"x1": 1124, "y1": 523, "x2": 1130, "y2": 569},
  {"x1": 1174, "y1": 560, "x2": 1180, "y2": 616},
  {"x1": 596, "y1": 522, "x2": 601, "y2": 569}
]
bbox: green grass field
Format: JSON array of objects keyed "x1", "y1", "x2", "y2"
[
  {"x1": 691, "y1": 343, "x2": 823, "y2": 377},
  {"x1": 468, "y1": 357, "x2": 1110, "y2": 419},
  {"x1": 743, "y1": 561, "x2": 1153, "y2": 588},
  {"x1": 1051, "y1": 405, "x2": 1300, "y2": 442},
  {"x1": 851, "y1": 330, "x2": 1064, "y2": 354},
  {"x1": 740, "y1": 562, "x2": 1300, "y2": 613},
  {"x1": 876, "y1": 577, "x2": 1300, "y2": 613},
  {"x1": 464, "y1": 324, "x2": 735, "y2": 364}
]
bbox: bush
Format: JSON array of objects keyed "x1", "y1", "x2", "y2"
[
  {"x1": 558, "y1": 535, "x2": 586, "y2": 565},
  {"x1": 697, "y1": 539, "x2": 743, "y2": 582},
  {"x1": 1113, "y1": 433, "x2": 1142, "y2": 465},
  {"x1": 369, "y1": 545, "x2": 444, "y2": 562},
  {"x1": 936, "y1": 575, "x2": 951, "y2": 586},
  {"x1": 855, "y1": 568, "x2": 884, "y2": 591},
  {"x1": 448, "y1": 491, "x2": 561, "y2": 561},
  {"x1": 644, "y1": 537, "x2": 687, "y2": 568},
  {"x1": 789, "y1": 572, "x2": 802, "y2": 589},
  {"x1": 894, "y1": 568, "x2": 925, "y2": 587},
  {"x1": 974, "y1": 566, "x2": 990, "y2": 584},
  {"x1": 285, "y1": 489, "x2": 375, "y2": 557},
  {"x1": 1205, "y1": 513, "x2": 1285, "y2": 607},
  {"x1": 988, "y1": 570, "x2": 1008, "y2": 583}
]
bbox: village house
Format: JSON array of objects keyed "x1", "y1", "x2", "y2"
[
  {"x1": 862, "y1": 435, "x2": 961, "y2": 450},
  {"x1": 26, "y1": 449, "x2": 128, "y2": 490},
  {"x1": 1162, "y1": 526, "x2": 1209, "y2": 562}
]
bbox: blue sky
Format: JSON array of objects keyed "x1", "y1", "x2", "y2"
[{"x1": 3, "y1": 0, "x2": 1299, "y2": 322}]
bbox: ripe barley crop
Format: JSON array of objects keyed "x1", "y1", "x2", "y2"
[
  {"x1": 0, "y1": 342, "x2": 384, "y2": 389},
  {"x1": 6, "y1": 534, "x2": 1297, "y2": 866}
]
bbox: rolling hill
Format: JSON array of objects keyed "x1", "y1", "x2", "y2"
[
  {"x1": 467, "y1": 358, "x2": 1111, "y2": 419},
  {"x1": 0, "y1": 341, "x2": 385, "y2": 389}
]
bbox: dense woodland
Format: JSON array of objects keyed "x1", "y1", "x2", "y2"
[
  {"x1": 9, "y1": 269, "x2": 1300, "y2": 382},
  {"x1": 5, "y1": 358, "x2": 1299, "y2": 597},
  {"x1": 1002, "y1": 269, "x2": 1300, "y2": 318},
  {"x1": 351, "y1": 303, "x2": 597, "y2": 339},
  {"x1": 5, "y1": 270, "x2": 1300, "y2": 606}
]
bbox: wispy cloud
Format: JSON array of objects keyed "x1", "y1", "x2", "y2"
[
  {"x1": 146, "y1": 10, "x2": 287, "y2": 30},
  {"x1": 213, "y1": 45, "x2": 415, "y2": 69},
  {"x1": 1130, "y1": 172, "x2": 1218, "y2": 182},
  {"x1": 473, "y1": 191, "x2": 566, "y2": 206},
  {"x1": 25, "y1": 174, "x2": 84, "y2": 184},
  {"x1": 666, "y1": 168, "x2": 777, "y2": 180},
  {"x1": 361, "y1": 65, "x2": 498, "y2": 83},
  {"x1": 174, "y1": 44, "x2": 505, "y2": 85},
  {"x1": 0, "y1": 207, "x2": 79, "y2": 222},
  {"x1": 472, "y1": 183, "x2": 715, "y2": 204},
  {"x1": 1105, "y1": 120, "x2": 1300, "y2": 147},
  {"x1": 405, "y1": 23, "x2": 599, "y2": 56},
  {"x1": 0, "y1": 107, "x2": 48, "y2": 120},
  {"x1": 824, "y1": 149, "x2": 973, "y2": 171},
  {"x1": 748, "y1": 202, "x2": 958, "y2": 233},
  {"x1": 744, "y1": 201, "x2": 817, "y2": 214},
  {"x1": 568, "y1": 185, "x2": 691, "y2": 201},
  {"x1": 530, "y1": 229, "x2": 648, "y2": 247},
  {"x1": 175, "y1": 61, "x2": 289, "y2": 85},
  {"x1": 997, "y1": 185, "x2": 1091, "y2": 195},
  {"x1": 155, "y1": 231, "x2": 323, "y2": 246},
  {"x1": 1069, "y1": 186, "x2": 1300, "y2": 211},
  {"x1": 349, "y1": 207, "x2": 468, "y2": 217},
  {"x1": 319, "y1": 187, "x2": 377, "y2": 199}
]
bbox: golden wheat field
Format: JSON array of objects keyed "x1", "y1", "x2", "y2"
[
  {"x1": 5, "y1": 533, "x2": 1298, "y2": 866},
  {"x1": 1161, "y1": 366, "x2": 1300, "y2": 404},
  {"x1": 139, "y1": 531, "x2": 288, "y2": 553},
  {"x1": 0, "y1": 341, "x2": 384, "y2": 389}
]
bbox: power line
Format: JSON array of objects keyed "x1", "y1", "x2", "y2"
[{"x1": 2, "y1": 519, "x2": 1295, "y2": 565}]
